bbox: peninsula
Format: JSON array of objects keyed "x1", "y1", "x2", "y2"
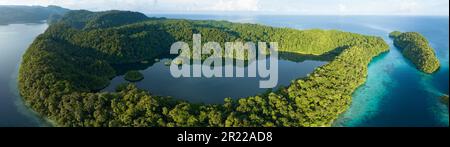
[{"x1": 19, "y1": 10, "x2": 389, "y2": 127}]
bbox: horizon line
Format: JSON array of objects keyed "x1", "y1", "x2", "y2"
[{"x1": 1, "y1": 4, "x2": 449, "y2": 17}]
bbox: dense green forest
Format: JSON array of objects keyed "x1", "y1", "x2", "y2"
[
  {"x1": 390, "y1": 31, "x2": 440, "y2": 73},
  {"x1": 19, "y1": 10, "x2": 389, "y2": 127},
  {"x1": 0, "y1": 5, "x2": 69, "y2": 25},
  {"x1": 124, "y1": 70, "x2": 144, "y2": 82},
  {"x1": 441, "y1": 95, "x2": 449, "y2": 106}
]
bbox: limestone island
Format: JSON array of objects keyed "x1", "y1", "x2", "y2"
[
  {"x1": 389, "y1": 31, "x2": 440, "y2": 74},
  {"x1": 441, "y1": 94, "x2": 449, "y2": 106}
]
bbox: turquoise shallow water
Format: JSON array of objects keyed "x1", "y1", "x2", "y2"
[{"x1": 327, "y1": 16, "x2": 449, "y2": 127}]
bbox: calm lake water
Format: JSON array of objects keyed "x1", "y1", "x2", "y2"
[
  {"x1": 104, "y1": 58, "x2": 327, "y2": 104},
  {"x1": 0, "y1": 23, "x2": 49, "y2": 126},
  {"x1": 0, "y1": 15, "x2": 448, "y2": 127}
]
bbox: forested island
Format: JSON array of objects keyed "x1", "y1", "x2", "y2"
[
  {"x1": 0, "y1": 5, "x2": 69, "y2": 25},
  {"x1": 389, "y1": 31, "x2": 440, "y2": 74},
  {"x1": 124, "y1": 70, "x2": 144, "y2": 82},
  {"x1": 19, "y1": 10, "x2": 389, "y2": 127},
  {"x1": 441, "y1": 95, "x2": 449, "y2": 106}
]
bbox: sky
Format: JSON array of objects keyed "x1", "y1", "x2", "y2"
[{"x1": 0, "y1": 0, "x2": 448, "y2": 15}]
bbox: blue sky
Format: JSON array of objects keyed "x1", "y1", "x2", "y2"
[{"x1": 0, "y1": 0, "x2": 448, "y2": 15}]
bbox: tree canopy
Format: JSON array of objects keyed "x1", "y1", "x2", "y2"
[
  {"x1": 19, "y1": 10, "x2": 389, "y2": 127},
  {"x1": 124, "y1": 70, "x2": 144, "y2": 82},
  {"x1": 390, "y1": 31, "x2": 440, "y2": 73}
]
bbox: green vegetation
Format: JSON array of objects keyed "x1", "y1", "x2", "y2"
[
  {"x1": 390, "y1": 31, "x2": 440, "y2": 73},
  {"x1": 124, "y1": 70, "x2": 144, "y2": 82},
  {"x1": 441, "y1": 95, "x2": 449, "y2": 106},
  {"x1": 19, "y1": 10, "x2": 389, "y2": 127},
  {"x1": 388, "y1": 31, "x2": 402, "y2": 38},
  {"x1": 0, "y1": 5, "x2": 69, "y2": 25}
]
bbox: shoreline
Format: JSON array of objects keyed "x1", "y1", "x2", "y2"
[
  {"x1": 11, "y1": 63, "x2": 55, "y2": 127},
  {"x1": 14, "y1": 13, "x2": 446, "y2": 127}
]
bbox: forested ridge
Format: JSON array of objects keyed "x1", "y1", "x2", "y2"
[
  {"x1": 0, "y1": 5, "x2": 69, "y2": 25},
  {"x1": 19, "y1": 10, "x2": 389, "y2": 127},
  {"x1": 390, "y1": 31, "x2": 440, "y2": 73}
]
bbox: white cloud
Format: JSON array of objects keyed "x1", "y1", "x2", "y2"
[
  {"x1": 338, "y1": 4, "x2": 348, "y2": 13},
  {"x1": 154, "y1": 0, "x2": 260, "y2": 12},
  {"x1": 399, "y1": 0, "x2": 421, "y2": 13},
  {"x1": 210, "y1": 0, "x2": 259, "y2": 11}
]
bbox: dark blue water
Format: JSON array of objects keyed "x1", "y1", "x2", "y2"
[{"x1": 104, "y1": 58, "x2": 327, "y2": 104}]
